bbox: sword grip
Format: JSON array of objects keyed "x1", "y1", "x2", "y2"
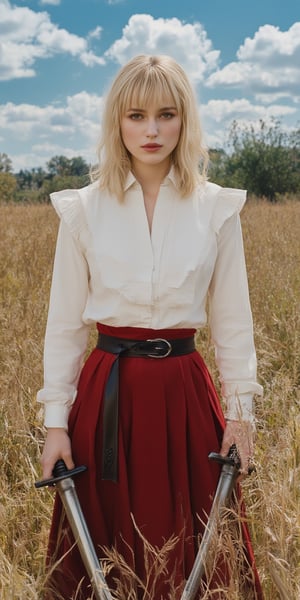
[{"x1": 35, "y1": 459, "x2": 87, "y2": 488}]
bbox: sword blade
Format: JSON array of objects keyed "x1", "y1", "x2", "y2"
[
  {"x1": 57, "y1": 476, "x2": 113, "y2": 600},
  {"x1": 181, "y1": 448, "x2": 239, "y2": 600},
  {"x1": 35, "y1": 461, "x2": 113, "y2": 600}
]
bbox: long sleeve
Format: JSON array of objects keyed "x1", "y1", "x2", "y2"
[
  {"x1": 208, "y1": 205, "x2": 263, "y2": 422},
  {"x1": 37, "y1": 216, "x2": 90, "y2": 429}
]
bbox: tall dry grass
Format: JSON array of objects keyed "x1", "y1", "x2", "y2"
[{"x1": 0, "y1": 198, "x2": 299, "y2": 599}]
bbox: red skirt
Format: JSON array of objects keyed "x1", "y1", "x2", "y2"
[{"x1": 46, "y1": 325, "x2": 263, "y2": 599}]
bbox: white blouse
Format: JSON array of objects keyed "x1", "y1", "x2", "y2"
[{"x1": 37, "y1": 170, "x2": 263, "y2": 429}]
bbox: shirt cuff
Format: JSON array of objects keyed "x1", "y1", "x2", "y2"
[
  {"x1": 43, "y1": 403, "x2": 70, "y2": 430},
  {"x1": 224, "y1": 393, "x2": 255, "y2": 424}
]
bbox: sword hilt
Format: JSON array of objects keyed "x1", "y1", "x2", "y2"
[
  {"x1": 35, "y1": 459, "x2": 87, "y2": 488},
  {"x1": 208, "y1": 444, "x2": 241, "y2": 470}
]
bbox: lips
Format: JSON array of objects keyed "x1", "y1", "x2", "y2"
[{"x1": 141, "y1": 143, "x2": 162, "y2": 151}]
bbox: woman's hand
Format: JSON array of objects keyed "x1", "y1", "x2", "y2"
[
  {"x1": 219, "y1": 419, "x2": 255, "y2": 478},
  {"x1": 41, "y1": 428, "x2": 74, "y2": 480}
]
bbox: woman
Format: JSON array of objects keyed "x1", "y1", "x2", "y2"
[{"x1": 37, "y1": 54, "x2": 263, "y2": 599}]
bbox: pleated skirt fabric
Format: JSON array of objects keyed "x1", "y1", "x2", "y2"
[{"x1": 45, "y1": 324, "x2": 263, "y2": 600}]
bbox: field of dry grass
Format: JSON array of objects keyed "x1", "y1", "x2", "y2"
[{"x1": 0, "y1": 198, "x2": 299, "y2": 599}]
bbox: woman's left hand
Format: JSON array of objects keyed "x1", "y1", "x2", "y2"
[{"x1": 219, "y1": 419, "x2": 255, "y2": 478}]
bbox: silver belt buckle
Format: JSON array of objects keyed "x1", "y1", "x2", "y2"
[{"x1": 146, "y1": 338, "x2": 172, "y2": 358}]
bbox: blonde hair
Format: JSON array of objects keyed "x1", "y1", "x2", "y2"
[{"x1": 92, "y1": 55, "x2": 208, "y2": 200}]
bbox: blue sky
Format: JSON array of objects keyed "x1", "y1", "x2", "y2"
[{"x1": 1, "y1": 0, "x2": 299, "y2": 171}]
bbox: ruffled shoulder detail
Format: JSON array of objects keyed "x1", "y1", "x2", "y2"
[
  {"x1": 50, "y1": 187, "x2": 87, "y2": 239},
  {"x1": 211, "y1": 186, "x2": 247, "y2": 234}
]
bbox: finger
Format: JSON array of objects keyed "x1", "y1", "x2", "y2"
[
  {"x1": 219, "y1": 443, "x2": 230, "y2": 457},
  {"x1": 42, "y1": 464, "x2": 55, "y2": 480},
  {"x1": 238, "y1": 460, "x2": 256, "y2": 479},
  {"x1": 61, "y1": 453, "x2": 75, "y2": 471},
  {"x1": 41, "y1": 452, "x2": 61, "y2": 479}
]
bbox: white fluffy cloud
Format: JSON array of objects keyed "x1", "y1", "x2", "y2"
[
  {"x1": 104, "y1": 14, "x2": 220, "y2": 84},
  {"x1": 0, "y1": 92, "x2": 104, "y2": 170},
  {"x1": 39, "y1": 0, "x2": 61, "y2": 5},
  {"x1": 0, "y1": 92, "x2": 103, "y2": 137},
  {"x1": 202, "y1": 98, "x2": 296, "y2": 123},
  {"x1": 0, "y1": 1, "x2": 104, "y2": 80},
  {"x1": 88, "y1": 26, "x2": 103, "y2": 40},
  {"x1": 206, "y1": 23, "x2": 300, "y2": 100},
  {"x1": 237, "y1": 23, "x2": 300, "y2": 65}
]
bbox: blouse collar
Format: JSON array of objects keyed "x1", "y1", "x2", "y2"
[{"x1": 124, "y1": 166, "x2": 178, "y2": 192}]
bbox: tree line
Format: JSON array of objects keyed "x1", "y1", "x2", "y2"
[
  {"x1": 1, "y1": 119, "x2": 299, "y2": 203},
  {"x1": 0, "y1": 154, "x2": 90, "y2": 204}
]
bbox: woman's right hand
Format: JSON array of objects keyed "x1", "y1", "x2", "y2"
[{"x1": 41, "y1": 428, "x2": 74, "y2": 480}]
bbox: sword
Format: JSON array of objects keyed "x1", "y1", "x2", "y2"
[
  {"x1": 35, "y1": 460, "x2": 114, "y2": 600},
  {"x1": 180, "y1": 445, "x2": 241, "y2": 600}
]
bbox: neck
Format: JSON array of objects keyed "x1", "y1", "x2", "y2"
[{"x1": 132, "y1": 159, "x2": 171, "y2": 193}]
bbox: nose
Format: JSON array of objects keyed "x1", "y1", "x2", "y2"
[{"x1": 145, "y1": 117, "x2": 158, "y2": 137}]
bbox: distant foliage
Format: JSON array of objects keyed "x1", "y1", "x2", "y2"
[
  {"x1": 37, "y1": 174, "x2": 90, "y2": 202},
  {"x1": 3, "y1": 155, "x2": 91, "y2": 203},
  {"x1": 47, "y1": 155, "x2": 89, "y2": 177},
  {"x1": 16, "y1": 167, "x2": 48, "y2": 191},
  {"x1": 0, "y1": 172, "x2": 17, "y2": 202},
  {"x1": 209, "y1": 119, "x2": 300, "y2": 201},
  {"x1": 0, "y1": 152, "x2": 13, "y2": 173}
]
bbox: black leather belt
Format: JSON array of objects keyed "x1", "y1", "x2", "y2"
[{"x1": 97, "y1": 333, "x2": 195, "y2": 481}]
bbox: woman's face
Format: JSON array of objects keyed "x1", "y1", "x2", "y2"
[{"x1": 120, "y1": 97, "x2": 182, "y2": 172}]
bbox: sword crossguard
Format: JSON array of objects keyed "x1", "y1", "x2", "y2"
[{"x1": 35, "y1": 459, "x2": 87, "y2": 489}]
